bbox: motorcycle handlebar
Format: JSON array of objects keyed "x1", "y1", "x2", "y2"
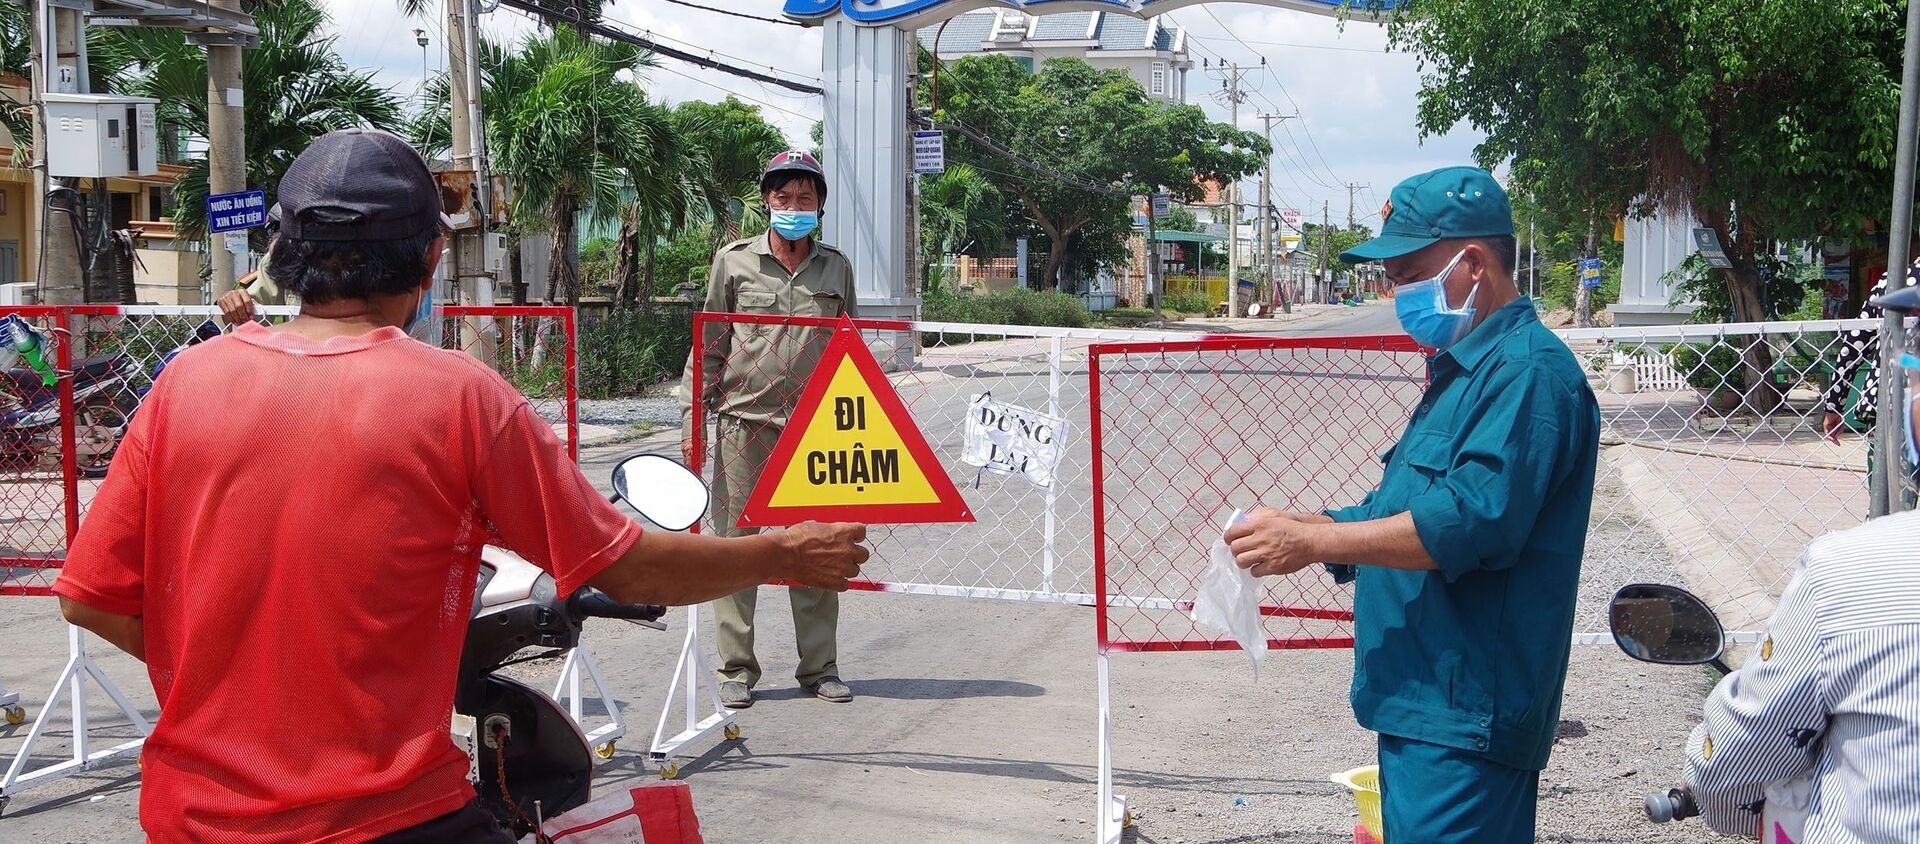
[
  {"x1": 568, "y1": 589, "x2": 667, "y2": 624},
  {"x1": 1644, "y1": 787, "x2": 1700, "y2": 823}
]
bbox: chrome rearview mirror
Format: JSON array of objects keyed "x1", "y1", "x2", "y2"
[
  {"x1": 611, "y1": 454, "x2": 709, "y2": 532},
  {"x1": 1608, "y1": 583, "x2": 1730, "y2": 673}
]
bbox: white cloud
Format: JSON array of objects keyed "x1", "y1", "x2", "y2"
[
  {"x1": 1168, "y1": 4, "x2": 1488, "y2": 227},
  {"x1": 318, "y1": 0, "x2": 1489, "y2": 226}
]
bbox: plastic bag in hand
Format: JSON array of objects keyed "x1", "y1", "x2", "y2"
[{"x1": 1189, "y1": 509, "x2": 1268, "y2": 682}]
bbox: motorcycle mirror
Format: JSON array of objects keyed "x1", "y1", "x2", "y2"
[
  {"x1": 610, "y1": 454, "x2": 709, "y2": 532},
  {"x1": 1608, "y1": 583, "x2": 1727, "y2": 667}
]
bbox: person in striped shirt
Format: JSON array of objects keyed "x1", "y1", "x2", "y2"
[{"x1": 1684, "y1": 284, "x2": 1920, "y2": 842}]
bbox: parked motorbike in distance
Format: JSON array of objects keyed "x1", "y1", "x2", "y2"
[
  {"x1": 1610, "y1": 583, "x2": 1805, "y2": 843},
  {"x1": 456, "y1": 453, "x2": 709, "y2": 836},
  {"x1": 0, "y1": 315, "x2": 136, "y2": 479}
]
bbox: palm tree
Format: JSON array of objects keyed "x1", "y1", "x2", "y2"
[
  {"x1": 670, "y1": 98, "x2": 788, "y2": 247},
  {"x1": 94, "y1": 0, "x2": 403, "y2": 244},
  {"x1": 1, "y1": 4, "x2": 32, "y2": 167},
  {"x1": 609, "y1": 106, "x2": 703, "y2": 310},
  {"x1": 455, "y1": 28, "x2": 667, "y2": 305},
  {"x1": 919, "y1": 164, "x2": 1005, "y2": 287}
]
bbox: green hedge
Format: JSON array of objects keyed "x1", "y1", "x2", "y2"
[
  {"x1": 577, "y1": 308, "x2": 694, "y2": 399},
  {"x1": 1162, "y1": 291, "x2": 1213, "y2": 314},
  {"x1": 922, "y1": 287, "x2": 1090, "y2": 345},
  {"x1": 1666, "y1": 342, "x2": 1743, "y2": 393}
]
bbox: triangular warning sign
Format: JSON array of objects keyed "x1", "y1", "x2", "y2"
[{"x1": 738, "y1": 316, "x2": 973, "y2": 528}]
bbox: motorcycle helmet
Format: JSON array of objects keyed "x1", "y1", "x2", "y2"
[{"x1": 760, "y1": 150, "x2": 826, "y2": 199}]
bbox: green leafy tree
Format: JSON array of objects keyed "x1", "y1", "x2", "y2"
[
  {"x1": 1299, "y1": 223, "x2": 1375, "y2": 280},
  {"x1": 1386, "y1": 0, "x2": 1905, "y2": 398},
  {"x1": 926, "y1": 55, "x2": 1268, "y2": 289},
  {"x1": 1162, "y1": 208, "x2": 1202, "y2": 233},
  {"x1": 96, "y1": 0, "x2": 403, "y2": 243},
  {"x1": 670, "y1": 97, "x2": 789, "y2": 245}
]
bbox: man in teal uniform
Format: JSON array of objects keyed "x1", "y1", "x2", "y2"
[{"x1": 1225, "y1": 166, "x2": 1599, "y2": 843}]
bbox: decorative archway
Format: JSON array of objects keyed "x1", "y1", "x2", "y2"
[{"x1": 784, "y1": 0, "x2": 1388, "y2": 347}]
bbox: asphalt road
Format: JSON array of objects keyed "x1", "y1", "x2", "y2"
[{"x1": 0, "y1": 302, "x2": 1710, "y2": 843}]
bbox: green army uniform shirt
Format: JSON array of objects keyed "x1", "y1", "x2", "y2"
[
  {"x1": 1327, "y1": 297, "x2": 1600, "y2": 771},
  {"x1": 678, "y1": 233, "x2": 858, "y2": 427}
]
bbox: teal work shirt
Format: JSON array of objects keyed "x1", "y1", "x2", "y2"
[{"x1": 1327, "y1": 297, "x2": 1599, "y2": 772}]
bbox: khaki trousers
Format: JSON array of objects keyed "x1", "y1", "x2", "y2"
[{"x1": 709, "y1": 416, "x2": 839, "y2": 688}]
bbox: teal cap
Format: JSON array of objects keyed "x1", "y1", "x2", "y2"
[{"x1": 1340, "y1": 166, "x2": 1513, "y2": 264}]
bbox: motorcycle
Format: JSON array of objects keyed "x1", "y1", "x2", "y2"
[
  {"x1": 1609, "y1": 583, "x2": 1809, "y2": 844},
  {"x1": 0, "y1": 315, "x2": 137, "y2": 479},
  {"x1": 455, "y1": 453, "x2": 710, "y2": 836}
]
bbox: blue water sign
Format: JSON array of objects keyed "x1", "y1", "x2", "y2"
[
  {"x1": 206, "y1": 189, "x2": 268, "y2": 234},
  {"x1": 1579, "y1": 256, "x2": 1605, "y2": 289}
]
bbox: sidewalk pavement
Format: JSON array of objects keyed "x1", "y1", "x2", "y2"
[{"x1": 1595, "y1": 385, "x2": 1870, "y2": 634}]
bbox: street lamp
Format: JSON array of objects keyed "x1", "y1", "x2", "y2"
[{"x1": 414, "y1": 28, "x2": 430, "y2": 85}]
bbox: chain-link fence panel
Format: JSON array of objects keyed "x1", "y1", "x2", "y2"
[
  {"x1": 0, "y1": 307, "x2": 83, "y2": 597},
  {"x1": 440, "y1": 306, "x2": 580, "y2": 460},
  {"x1": 0, "y1": 304, "x2": 578, "y2": 597},
  {"x1": 1557, "y1": 318, "x2": 1880, "y2": 638},
  {"x1": 1088, "y1": 335, "x2": 1428, "y2": 652}
]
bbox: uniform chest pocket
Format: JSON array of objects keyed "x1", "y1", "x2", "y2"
[
  {"x1": 1402, "y1": 431, "x2": 1455, "y2": 487},
  {"x1": 737, "y1": 290, "x2": 778, "y2": 311},
  {"x1": 806, "y1": 290, "x2": 844, "y2": 317}
]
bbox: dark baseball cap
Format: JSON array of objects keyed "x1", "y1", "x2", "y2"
[
  {"x1": 277, "y1": 128, "x2": 449, "y2": 241},
  {"x1": 1341, "y1": 166, "x2": 1513, "y2": 264}
]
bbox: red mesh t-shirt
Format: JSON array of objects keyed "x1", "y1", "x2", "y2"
[{"x1": 54, "y1": 323, "x2": 641, "y2": 842}]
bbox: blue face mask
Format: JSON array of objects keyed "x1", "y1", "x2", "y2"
[
  {"x1": 1393, "y1": 250, "x2": 1479, "y2": 350},
  {"x1": 406, "y1": 282, "x2": 431, "y2": 335},
  {"x1": 769, "y1": 210, "x2": 819, "y2": 241}
]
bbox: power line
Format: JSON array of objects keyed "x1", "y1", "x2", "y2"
[
  {"x1": 1190, "y1": 33, "x2": 1390, "y2": 55},
  {"x1": 656, "y1": 0, "x2": 805, "y2": 27},
  {"x1": 1194, "y1": 6, "x2": 1352, "y2": 190},
  {"x1": 493, "y1": 0, "x2": 824, "y2": 94},
  {"x1": 616, "y1": 19, "x2": 822, "y2": 84},
  {"x1": 652, "y1": 63, "x2": 816, "y2": 122}
]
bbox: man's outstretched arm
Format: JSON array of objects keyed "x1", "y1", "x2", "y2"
[{"x1": 589, "y1": 521, "x2": 868, "y2": 606}]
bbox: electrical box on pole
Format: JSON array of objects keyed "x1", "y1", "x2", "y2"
[{"x1": 41, "y1": 94, "x2": 161, "y2": 178}]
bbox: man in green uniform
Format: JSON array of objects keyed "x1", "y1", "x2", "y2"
[
  {"x1": 678, "y1": 151, "x2": 858, "y2": 710},
  {"x1": 1225, "y1": 167, "x2": 1599, "y2": 843}
]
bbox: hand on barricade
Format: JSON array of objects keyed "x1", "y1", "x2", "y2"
[
  {"x1": 1225, "y1": 508, "x2": 1331, "y2": 578},
  {"x1": 773, "y1": 521, "x2": 870, "y2": 591},
  {"x1": 218, "y1": 287, "x2": 256, "y2": 326}
]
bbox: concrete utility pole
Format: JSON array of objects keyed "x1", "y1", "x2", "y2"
[
  {"x1": 446, "y1": 0, "x2": 496, "y2": 337},
  {"x1": 206, "y1": 0, "x2": 247, "y2": 297},
  {"x1": 1258, "y1": 113, "x2": 1297, "y2": 313},
  {"x1": 1224, "y1": 62, "x2": 1241, "y2": 316},
  {"x1": 33, "y1": 2, "x2": 86, "y2": 304},
  {"x1": 1321, "y1": 201, "x2": 1331, "y2": 303}
]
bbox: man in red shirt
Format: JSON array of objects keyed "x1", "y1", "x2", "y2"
[{"x1": 52, "y1": 128, "x2": 868, "y2": 843}]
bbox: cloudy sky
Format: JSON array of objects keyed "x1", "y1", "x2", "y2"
[{"x1": 327, "y1": 0, "x2": 1487, "y2": 231}]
